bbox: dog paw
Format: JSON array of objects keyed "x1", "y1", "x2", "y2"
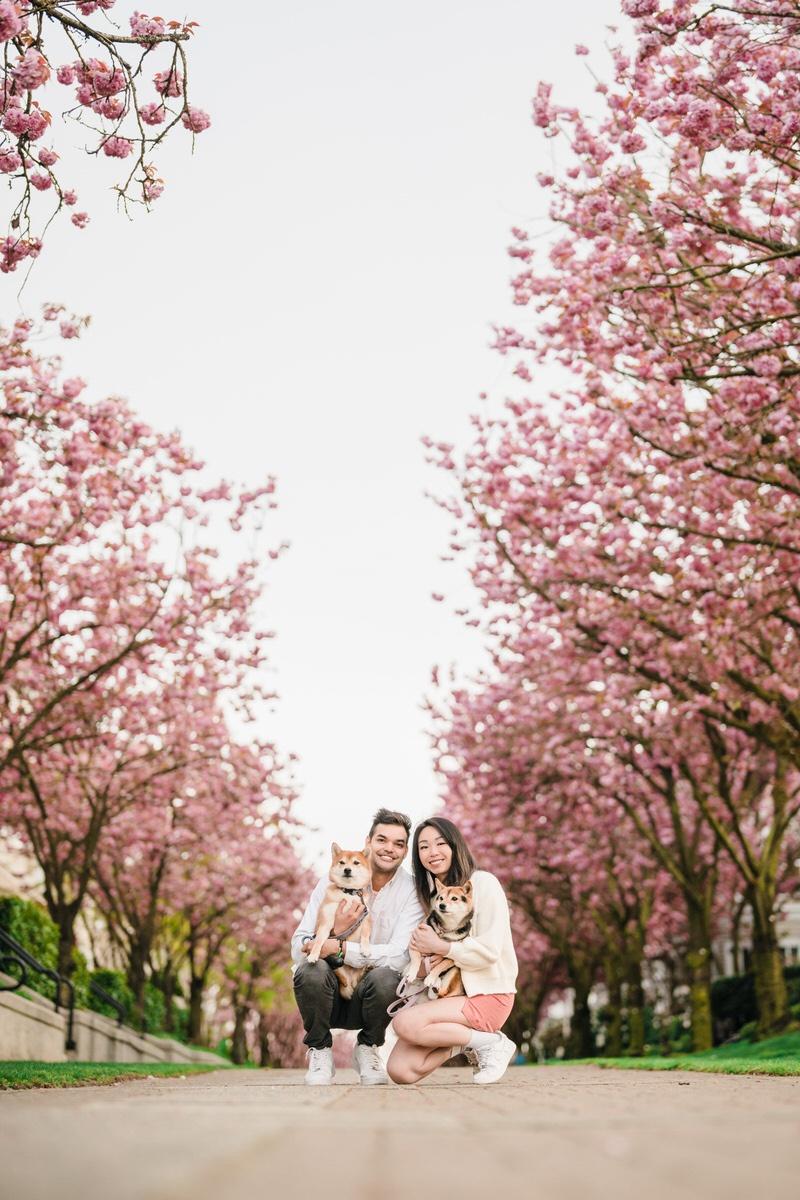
[{"x1": 307, "y1": 951, "x2": 320, "y2": 964}]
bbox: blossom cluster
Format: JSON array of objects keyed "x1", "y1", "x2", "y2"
[{"x1": 0, "y1": 2, "x2": 210, "y2": 271}]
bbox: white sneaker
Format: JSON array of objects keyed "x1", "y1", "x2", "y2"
[
  {"x1": 472, "y1": 1033, "x2": 516, "y2": 1084},
  {"x1": 352, "y1": 1042, "x2": 388, "y2": 1085},
  {"x1": 305, "y1": 1047, "x2": 335, "y2": 1085}
]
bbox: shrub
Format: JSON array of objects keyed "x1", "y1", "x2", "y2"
[
  {"x1": 0, "y1": 896, "x2": 89, "y2": 1005},
  {"x1": 169, "y1": 1002, "x2": 190, "y2": 1042},
  {"x1": 87, "y1": 968, "x2": 134, "y2": 1022},
  {"x1": 143, "y1": 980, "x2": 166, "y2": 1032},
  {"x1": 712, "y1": 964, "x2": 800, "y2": 1043}
]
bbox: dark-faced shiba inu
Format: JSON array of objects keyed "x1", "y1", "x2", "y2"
[{"x1": 402, "y1": 877, "x2": 474, "y2": 999}]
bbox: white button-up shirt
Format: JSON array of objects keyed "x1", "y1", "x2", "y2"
[{"x1": 290, "y1": 867, "x2": 425, "y2": 972}]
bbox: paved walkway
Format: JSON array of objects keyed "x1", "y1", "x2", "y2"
[{"x1": 1, "y1": 1065, "x2": 798, "y2": 1200}]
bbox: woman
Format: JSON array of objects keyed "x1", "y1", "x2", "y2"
[{"x1": 387, "y1": 816, "x2": 518, "y2": 1085}]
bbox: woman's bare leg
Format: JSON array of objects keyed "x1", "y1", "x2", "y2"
[
  {"x1": 393, "y1": 996, "x2": 477, "y2": 1048},
  {"x1": 387, "y1": 1035, "x2": 454, "y2": 1084},
  {"x1": 388, "y1": 997, "x2": 479, "y2": 1084}
]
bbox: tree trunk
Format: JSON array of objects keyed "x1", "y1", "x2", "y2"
[
  {"x1": 161, "y1": 967, "x2": 176, "y2": 1033},
  {"x1": 231, "y1": 1005, "x2": 249, "y2": 1065},
  {"x1": 127, "y1": 941, "x2": 148, "y2": 1031},
  {"x1": 55, "y1": 912, "x2": 77, "y2": 1008},
  {"x1": 604, "y1": 961, "x2": 623, "y2": 1057},
  {"x1": 258, "y1": 1011, "x2": 272, "y2": 1067},
  {"x1": 685, "y1": 904, "x2": 713, "y2": 1052},
  {"x1": 748, "y1": 890, "x2": 789, "y2": 1039},
  {"x1": 188, "y1": 974, "x2": 205, "y2": 1044},
  {"x1": 625, "y1": 959, "x2": 645, "y2": 1057},
  {"x1": 566, "y1": 976, "x2": 594, "y2": 1059}
]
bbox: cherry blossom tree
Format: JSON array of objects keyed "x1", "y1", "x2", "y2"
[
  {"x1": 0, "y1": 309, "x2": 286, "y2": 997},
  {"x1": 1, "y1": 310, "x2": 279, "y2": 778},
  {"x1": 0, "y1": 2, "x2": 209, "y2": 272},
  {"x1": 429, "y1": 0, "x2": 800, "y2": 1042},
  {"x1": 91, "y1": 735, "x2": 303, "y2": 1032}
]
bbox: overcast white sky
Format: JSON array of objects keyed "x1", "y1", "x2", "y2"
[{"x1": 8, "y1": 0, "x2": 621, "y2": 863}]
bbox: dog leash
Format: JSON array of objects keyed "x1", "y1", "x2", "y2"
[{"x1": 387, "y1": 974, "x2": 426, "y2": 1016}]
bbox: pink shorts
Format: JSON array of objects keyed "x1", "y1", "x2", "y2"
[{"x1": 461, "y1": 993, "x2": 515, "y2": 1033}]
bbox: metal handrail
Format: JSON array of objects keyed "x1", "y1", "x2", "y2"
[
  {"x1": 0, "y1": 927, "x2": 76, "y2": 1050},
  {"x1": 0, "y1": 952, "x2": 27, "y2": 991},
  {"x1": 88, "y1": 978, "x2": 126, "y2": 1027}
]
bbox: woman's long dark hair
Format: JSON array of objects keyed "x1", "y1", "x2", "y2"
[{"x1": 411, "y1": 816, "x2": 477, "y2": 911}]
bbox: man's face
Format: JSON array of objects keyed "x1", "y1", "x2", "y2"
[{"x1": 366, "y1": 823, "x2": 408, "y2": 873}]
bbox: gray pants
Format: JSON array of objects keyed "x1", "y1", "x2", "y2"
[{"x1": 293, "y1": 960, "x2": 400, "y2": 1050}]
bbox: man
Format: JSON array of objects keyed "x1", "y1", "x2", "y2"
[{"x1": 291, "y1": 807, "x2": 424, "y2": 1085}]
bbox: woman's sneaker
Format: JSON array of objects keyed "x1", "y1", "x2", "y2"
[
  {"x1": 472, "y1": 1033, "x2": 516, "y2": 1084},
  {"x1": 352, "y1": 1042, "x2": 388, "y2": 1085},
  {"x1": 305, "y1": 1046, "x2": 335, "y2": 1085}
]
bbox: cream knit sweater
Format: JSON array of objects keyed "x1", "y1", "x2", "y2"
[{"x1": 447, "y1": 870, "x2": 518, "y2": 996}]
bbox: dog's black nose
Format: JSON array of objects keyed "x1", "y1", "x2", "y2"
[
  {"x1": 438, "y1": 902, "x2": 447, "y2": 911},
  {"x1": 343, "y1": 868, "x2": 352, "y2": 876}
]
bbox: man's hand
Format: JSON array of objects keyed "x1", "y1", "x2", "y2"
[
  {"x1": 331, "y1": 896, "x2": 366, "y2": 937},
  {"x1": 302, "y1": 938, "x2": 340, "y2": 958}
]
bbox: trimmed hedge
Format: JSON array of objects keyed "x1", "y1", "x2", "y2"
[
  {"x1": 712, "y1": 964, "x2": 800, "y2": 1043},
  {"x1": 2, "y1": 896, "x2": 207, "y2": 1043},
  {"x1": 87, "y1": 968, "x2": 134, "y2": 1021},
  {"x1": 0, "y1": 896, "x2": 89, "y2": 1006}
]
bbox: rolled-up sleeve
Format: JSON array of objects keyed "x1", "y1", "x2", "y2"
[
  {"x1": 290, "y1": 879, "x2": 326, "y2": 966},
  {"x1": 448, "y1": 874, "x2": 506, "y2": 971}
]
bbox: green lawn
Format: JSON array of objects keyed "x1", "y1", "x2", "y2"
[
  {"x1": 0, "y1": 1061, "x2": 223, "y2": 1090},
  {"x1": 549, "y1": 1030, "x2": 800, "y2": 1077}
]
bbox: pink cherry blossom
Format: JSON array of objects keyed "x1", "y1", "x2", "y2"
[
  {"x1": 181, "y1": 105, "x2": 211, "y2": 133},
  {"x1": 0, "y1": 1, "x2": 23, "y2": 42},
  {"x1": 102, "y1": 136, "x2": 133, "y2": 158}
]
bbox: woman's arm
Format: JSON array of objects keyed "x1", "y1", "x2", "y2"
[{"x1": 447, "y1": 873, "x2": 509, "y2": 971}]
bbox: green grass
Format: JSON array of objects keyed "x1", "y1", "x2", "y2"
[
  {"x1": 0, "y1": 1061, "x2": 223, "y2": 1091},
  {"x1": 546, "y1": 1030, "x2": 800, "y2": 1077}
]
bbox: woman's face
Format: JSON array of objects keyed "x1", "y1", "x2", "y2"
[{"x1": 417, "y1": 825, "x2": 453, "y2": 878}]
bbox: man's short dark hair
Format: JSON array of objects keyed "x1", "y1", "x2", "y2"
[{"x1": 368, "y1": 807, "x2": 411, "y2": 840}]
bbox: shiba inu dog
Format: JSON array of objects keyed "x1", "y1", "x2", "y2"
[
  {"x1": 306, "y1": 843, "x2": 372, "y2": 999},
  {"x1": 402, "y1": 877, "x2": 474, "y2": 999}
]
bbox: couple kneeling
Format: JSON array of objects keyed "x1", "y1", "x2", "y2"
[{"x1": 291, "y1": 807, "x2": 518, "y2": 1086}]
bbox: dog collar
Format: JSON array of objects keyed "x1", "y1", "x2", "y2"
[
  {"x1": 429, "y1": 913, "x2": 472, "y2": 941},
  {"x1": 341, "y1": 887, "x2": 364, "y2": 897}
]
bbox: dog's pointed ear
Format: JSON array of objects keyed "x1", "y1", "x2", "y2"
[
  {"x1": 331, "y1": 842, "x2": 342, "y2": 858},
  {"x1": 463, "y1": 880, "x2": 473, "y2": 896},
  {"x1": 434, "y1": 877, "x2": 445, "y2": 894}
]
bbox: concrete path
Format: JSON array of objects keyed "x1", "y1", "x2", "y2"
[{"x1": 1, "y1": 1065, "x2": 798, "y2": 1200}]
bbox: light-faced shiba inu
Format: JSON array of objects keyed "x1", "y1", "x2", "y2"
[
  {"x1": 306, "y1": 843, "x2": 372, "y2": 999},
  {"x1": 402, "y1": 877, "x2": 474, "y2": 999}
]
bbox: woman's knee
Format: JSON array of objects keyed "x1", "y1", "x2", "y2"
[
  {"x1": 387, "y1": 1060, "x2": 419, "y2": 1085},
  {"x1": 392, "y1": 1010, "x2": 421, "y2": 1042}
]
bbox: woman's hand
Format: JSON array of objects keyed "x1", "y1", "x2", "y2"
[
  {"x1": 409, "y1": 923, "x2": 450, "y2": 956},
  {"x1": 418, "y1": 954, "x2": 446, "y2": 977}
]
